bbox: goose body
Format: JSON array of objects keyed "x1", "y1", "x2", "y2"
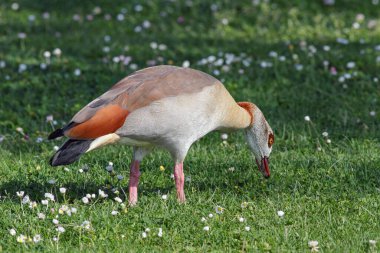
[{"x1": 49, "y1": 65, "x2": 274, "y2": 204}]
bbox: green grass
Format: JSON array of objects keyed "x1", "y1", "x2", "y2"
[{"x1": 1, "y1": 0, "x2": 380, "y2": 252}]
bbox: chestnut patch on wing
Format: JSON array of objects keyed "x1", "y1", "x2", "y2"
[
  {"x1": 268, "y1": 133, "x2": 274, "y2": 148},
  {"x1": 66, "y1": 105, "x2": 129, "y2": 139}
]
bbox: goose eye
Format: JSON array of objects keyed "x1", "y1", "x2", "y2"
[{"x1": 268, "y1": 133, "x2": 274, "y2": 148}]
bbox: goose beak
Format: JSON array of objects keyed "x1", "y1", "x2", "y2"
[{"x1": 256, "y1": 156, "x2": 270, "y2": 178}]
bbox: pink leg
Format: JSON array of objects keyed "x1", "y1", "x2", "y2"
[
  {"x1": 174, "y1": 162, "x2": 186, "y2": 203},
  {"x1": 129, "y1": 160, "x2": 141, "y2": 205}
]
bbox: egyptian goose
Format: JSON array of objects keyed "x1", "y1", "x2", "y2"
[{"x1": 49, "y1": 65, "x2": 274, "y2": 205}]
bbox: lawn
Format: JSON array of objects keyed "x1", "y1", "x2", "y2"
[{"x1": 0, "y1": 0, "x2": 380, "y2": 252}]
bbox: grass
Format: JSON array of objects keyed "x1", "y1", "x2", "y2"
[{"x1": 0, "y1": 0, "x2": 380, "y2": 252}]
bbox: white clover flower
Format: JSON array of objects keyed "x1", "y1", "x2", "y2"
[
  {"x1": 29, "y1": 201, "x2": 37, "y2": 209},
  {"x1": 260, "y1": 61, "x2": 272, "y2": 68},
  {"x1": 161, "y1": 194, "x2": 168, "y2": 200},
  {"x1": 352, "y1": 22, "x2": 360, "y2": 29},
  {"x1": 113, "y1": 56, "x2": 120, "y2": 63},
  {"x1": 53, "y1": 48, "x2": 62, "y2": 56},
  {"x1": 114, "y1": 197, "x2": 123, "y2": 203},
  {"x1": 105, "y1": 163, "x2": 113, "y2": 172},
  {"x1": 142, "y1": 232, "x2": 147, "y2": 238},
  {"x1": 370, "y1": 111, "x2": 376, "y2": 116},
  {"x1": 116, "y1": 13, "x2": 124, "y2": 21},
  {"x1": 59, "y1": 187, "x2": 67, "y2": 194},
  {"x1": 33, "y1": 234, "x2": 42, "y2": 243},
  {"x1": 103, "y1": 35, "x2": 111, "y2": 42},
  {"x1": 145, "y1": 228, "x2": 150, "y2": 232},
  {"x1": 38, "y1": 213, "x2": 45, "y2": 220},
  {"x1": 91, "y1": 194, "x2": 96, "y2": 199},
  {"x1": 322, "y1": 132, "x2": 328, "y2": 137},
  {"x1": 150, "y1": 42, "x2": 158, "y2": 49},
  {"x1": 238, "y1": 217, "x2": 245, "y2": 222},
  {"x1": 53, "y1": 146, "x2": 59, "y2": 151},
  {"x1": 99, "y1": 189, "x2": 108, "y2": 198},
  {"x1": 304, "y1": 116, "x2": 311, "y2": 122},
  {"x1": 308, "y1": 240, "x2": 319, "y2": 251},
  {"x1": 208, "y1": 213, "x2": 213, "y2": 218},
  {"x1": 42, "y1": 12, "x2": 50, "y2": 19},
  {"x1": 182, "y1": 60, "x2": 190, "y2": 68},
  {"x1": 323, "y1": 45, "x2": 330, "y2": 51},
  {"x1": 158, "y1": 44, "x2": 167, "y2": 51},
  {"x1": 295, "y1": 64, "x2": 303, "y2": 71},
  {"x1": 82, "y1": 197, "x2": 89, "y2": 204},
  {"x1": 79, "y1": 168, "x2": 84, "y2": 173},
  {"x1": 86, "y1": 194, "x2": 92, "y2": 199},
  {"x1": 337, "y1": 38, "x2": 349, "y2": 45},
  {"x1": 48, "y1": 179, "x2": 56, "y2": 185},
  {"x1": 41, "y1": 199, "x2": 48, "y2": 205},
  {"x1": 52, "y1": 219, "x2": 59, "y2": 225},
  {"x1": 308, "y1": 240, "x2": 319, "y2": 247},
  {"x1": 228, "y1": 167, "x2": 235, "y2": 172},
  {"x1": 346, "y1": 62, "x2": 356, "y2": 69},
  {"x1": 134, "y1": 4, "x2": 143, "y2": 12},
  {"x1": 74, "y1": 68, "x2": 81, "y2": 76},
  {"x1": 44, "y1": 193, "x2": 55, "y2": 201},
  {"x1": 221, "y1": 18, "x2": 229, "y2": 25},
  {"x1": 326, "y1": 139, "x2": 331, "y2": 144},
  {"x1": 203, "y1": 226, "x2": 210, "y2": 231},
  {"x1": 241, "y1": 202, "x2": 248, "y2": 208},
  {"x1": 56, "y1": 226, "x2": 65, "y2": 233},
  {"x1": 111, "y1": 210, "x2": 119, "y2": 215},
  {"x1": 369, "y1": 240, "x2": 376, "y2": 246},
  {"x1": 277, "y1": 210, "x2": 285, "y2": 217},
  {"x1": 43, "y1": 51, "x2": 51, "y2": 58},
  {"x1": 158, "y1": 228, "x2": 163, "y2": 237},
  {"x1": 245, "y1": 226, "x2": 251, "y2": 231},
  {"x1": 9, "y1": 228, "x2": 16, "y2": 236},
  {"x1": 213, "y1": 70, "x2": 220, "y2": 76},
  {"x1": 142, "y1": 20, "x2": 151, "y2": 28},
  {"x1": 45, "y1": 115, "x2": 54, "y2": 123},
  {"x1": 269, "y1": 51, "x2": 278, "y2": 58},
  {"x1": 103, "y1": 46, "x2": 110, "y2": 53},
  {"x1": 215, "y1": 206, "x2": 224, "y2": 214},
  {"x1": 17, "y1": 234, "x2": 27, "y2": 243},
  {"x1": 201, "y1": 217, "x2": 206, "y2": 222},
  {"x1": 71, "y1": 207, "x2": 77, "y2": 213},
  {"x1": 18, "y1": 63, "x2": 27, "y2": 73},
  {"x1": 81, "y1": 220, "x2": 91, "y2": 230},
  {"x1": 18, "y1": 33, "x2": 27, "y2": 39},
  {"x1": 221, "y1": 133, "x2": 228, "y2": 140},
  {"x1": 134, "y1": 26, "x2": 142, "y2": 33},
  {"x1": 28, "y1": 15, "x2": 36, "y2": 22},
  {"x1": 21, "y1": 195, "x2": 30, "y2": 204},
  {"x1": 59, "y1": 205, "x2": 69, "y2": 214},
  {"x1": 11, "y1": 3, "x2": 20, "y2": 10}
]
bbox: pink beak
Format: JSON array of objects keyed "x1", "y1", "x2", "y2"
[{"x1": 256, "y1": 157, "x2": 270, "y2": 178}]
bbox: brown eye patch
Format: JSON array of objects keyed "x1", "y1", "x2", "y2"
[{"x1": 268, "y1": 133, "x2": 274, "y2": 148}]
